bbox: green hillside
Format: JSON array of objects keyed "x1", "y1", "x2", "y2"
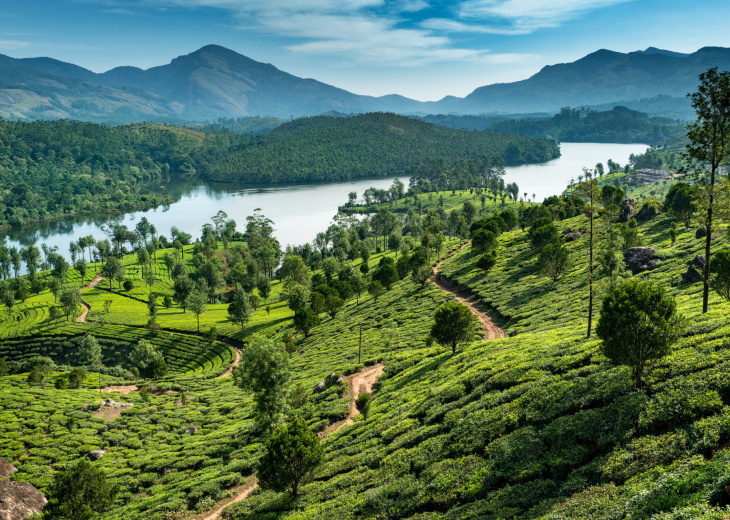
[{"x1": 3, "y1": 172, "x2": 730, "y2": 519}]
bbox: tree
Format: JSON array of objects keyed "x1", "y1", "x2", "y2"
[
  {"x1": 597, "y1": 225, "x2": 625, "y2": 290},
  {"x1": 130, "y1": 339, "x2": 167, "y2": 379},
  {"x1": 684, "y1": 67, "x2": 730, "y2": 314},
  {"x1": 710, "y1": 249, "x2": 730, "y2": 300},
  {"x1": 59, "y1": 287, "x2": 81, "y2": 321},
  {"x1": 293, "y1": 308, "x2": 321, "y2": 338},
  {"x1": 78, "y1": 335, "x2": 103, "y2": 390},
  {"x1": 476, "y1": 251, "x2": 497, "y2": 274},
  {"x1": 27, "y1": 364, "x2": 53, "y2": 389},
  {"x1": 68, "y1": 367, "x2": 86, "y2": 389},
  {"x1": 103, "y1": 257, "x2": 125, "y2": 293},
  {"x1": 576, "y1": 170, "x2": 602, "y2": 338},
  {"x1": 287, "y1": 284, "x2": 311, "y2": 313},
  {"x1": 368, "y1": 280, "x2": 385, "y2": 302},
  {"x1": 42, "y1": 460, "x2": 119, "y2": 520},
  {"x1": 325, "y1": 294, "x2": 344, "y2": 319},
  {"x1": 430, "y1": 301, "x2": 478, "y2": 354},
  {"x1": 538, "y1": 242, "x2": 571, "y2": 283},
  {"x1": 47, "y1": 276, "x2": 63, "y2": 303},
  {"x1": 233, "y1": 336, "x2": 290, "y2": 433},
  {"x1": 355, "y1": 393, "x2": 371, "y2": 419},
  {"x1": 596, "y1": 279, "x2": 683, "y2": 389},
  {"x1": 187, "y1": 289, "x2": 207, "y2": 333},
  {"x1": 664, "y1": 182, "x2": 697, "y2": 228},
  {"x1": 228, "y1": 290, "x2": 254, "y2": 333},
  {"x1": 257, "y1": 416, "x2": 323, "y2": 500},
  {"x1": 75, "y1": 258, "x2": 88, "y2": 285},
  {"x1": 373, "y1": 259, "x2": 399, "y2": 290}
]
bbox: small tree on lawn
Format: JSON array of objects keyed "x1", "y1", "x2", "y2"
[
  {"x1": 596, "y1": 279, "x2": 684, "y2": 389},
  {"x1": 430, "y1": 301, "x2": 478, "y2": 354},
  {"x1": 78, "y1": 335, "x2": 103, "y2": 391},
  {"x1": 257, "y1": 416, "x2": 323, "y2": 501},
  {"x1": 27, "y1": 364, "x2": 53, "y2": 389},
  {"x1": 59, "y1": 287, "x2": 82, "y2": 321},
  {"x1": 43, "y1": 459, "x2": 119, "y2": 520},
  {"x1": 233, "y1": 335, "x2": 290, "y2": 433},
  {"x1": 187, "y1": 289, "x2": 207, "y2": 333},
  {"x1": 368, "y1": 280, "x2": 384, "y2": 302},
  {"x1": 228, "y1": 290, "x2": 254, "y2": 333},
  {"x1": 355, "y1": 393, "x2": 371, "y2": 419},
  {"x1": 538, "y1": 242, "x2": 571, "y2": 283}
]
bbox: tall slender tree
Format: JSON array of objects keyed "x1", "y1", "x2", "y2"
[{"x1": 683, "y1": 67, "x2": 730, "y2": 314}]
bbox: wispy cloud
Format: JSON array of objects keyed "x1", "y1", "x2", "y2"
[
  {"x1": 456, "y1": 0, "x2": 634, "y2": 33},
  {"x1": 102, "y1": 7, "x2": 152, "y2": 16},
  {"x1": 0, "y1": 40, "x2": 31, "y2": 50}
]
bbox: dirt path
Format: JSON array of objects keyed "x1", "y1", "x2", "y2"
[
  {"x1": 431, "y1": 243, "x2": 506, "y2": 340},
  {"x1": 190, "y1": 479, "x2": 259, "y2": 520},
  {"x1": 198, "y1": 363, "x2": 385, "y2": 519},
  {"x1": 318, "y1": 363, "x2": 384, "y2": 439},
  {"x1": 216, "y1": 347, "x2": 242, "y2": 379},
  {"x1": 100, "y1": 385, "x2": 138, "y2": 394},
  {"x1": 77, "y1": 274, "x2": 104, "y2": 323}
]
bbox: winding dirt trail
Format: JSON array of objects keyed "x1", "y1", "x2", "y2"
[
  {"x1": 431, "y1": 243, "x2": 506, "y2": 340},
  {"x1": 196, "y1": 363, "x2": 385, "y2": 519},
  {"x1": 77, "y1": 274, "x2": 104, "y2": 323},
  {"x1": 216, "y1": 347, "x2": 242, "y2": 379}
]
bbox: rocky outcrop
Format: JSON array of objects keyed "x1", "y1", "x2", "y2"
[
  {"x1": 101, "y1": 399, "x2": 133, "y2": 409},
  {"x1": 0, "y1": 458, "x2": 47, "y2": 520},
  {"x1": 683, "y1": 255, "x2": 706, "y2": 284},
  {"x1": 619, "y1": 198, "x2": 637, "y2": 223},
  {"x1": 696, "y1": 227, "x2": 708, "y2": 239},
  {"x1": 0, "y1": 458, "x2": 16, "y2": 480},
  {"x1": 88, "y1": 450, "x2": 106, "y2": 461},
  {"x1": 624, "y1": 247, "x2": 660, "y2": 273},
  {"x1": 314, "y1": 373, "x2": 343, "y2": 394},
  {"x1": 313, "y1": 381, "x2": 326, "y2": 394}
]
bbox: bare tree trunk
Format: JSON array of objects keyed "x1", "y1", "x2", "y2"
[{"x1": 703, "y1": 168, "x2": 715, "y2": 314}]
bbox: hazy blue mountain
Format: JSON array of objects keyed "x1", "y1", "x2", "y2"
[{"x1": 0, "y1": 44, "x2": 728, "y2": 122}]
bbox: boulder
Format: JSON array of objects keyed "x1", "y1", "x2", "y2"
[
  {"x1": 623, "y1": 247, "x2": 660, "y2": 273},
  {"x1": 102, "y1": 399, "x2": 133, "y2": 409},
  {"x1": 88, "y1": 450, "x2": 106, "y2": 461},
  {"x1": 313, "y1": 381, "x2": 326, "y2": 394},
  {"x1": 696, "y1": 227, "x2": 708, "y2": 239},
  {"x1": 682, "y1": 255, "x2": 706, "y2": 284},
  {"x1": 0, "y1": 480, "x2": 47, "y2": 520},
  {"x1": 564, "y1": 232, "x2": 582, "y2": 242},
  {"x1": 0, "y1": 458, "x2": 17, "y2": 480},
  {"x1": 186, "y1": 426, "x2": 199, "y2": 435},
  {"x1": 325, "y1": 373, "x2": 343, "y2": 385},
  {"x1": 690, "y1": 255, "x2": 706, "y2": 270},
  {"x1": 619, "y1": 198, "x2": 636, "y2": 223}
]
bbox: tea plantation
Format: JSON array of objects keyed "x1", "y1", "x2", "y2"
[{"x1": 3, "y1": 195, "x2": 730, "y2": 520}]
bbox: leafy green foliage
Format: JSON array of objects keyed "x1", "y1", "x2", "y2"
[
  {"x1": 430, "y1": 301, "x2": 479, "y2": 354},
  {"x1": 538, "y1": 241, "x2": 571, "y2": 282},
  {"x1": 43, "y1": 459, "x2": 119, "y2": 520},
  {"x1": 257, "y1": 416, "x2": 324, "y2": 500},
  {"x1": 596, "y1": 279, "x2": 684, "y2": 388}
]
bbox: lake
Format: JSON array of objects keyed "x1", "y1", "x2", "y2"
[{"x1": 1, "y1": 142, "x2": 647, "y2": 260}]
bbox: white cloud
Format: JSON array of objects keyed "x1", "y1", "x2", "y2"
[
  {"x1": 457, "y1": 0, "x2": 633, "y2": 32},
  {"x1": 0, "y1": 40, "x2": 31, "y2": 50}
]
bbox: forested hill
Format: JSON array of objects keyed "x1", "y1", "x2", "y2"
[
  {"x1": 197, "y1": 113, "x2": 560, "y2": 184},
  {"x1": 490, "y1": 106, "x2": 686, "y2": 144}
]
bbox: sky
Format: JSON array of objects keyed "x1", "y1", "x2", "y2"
[{"x1": 1, "y1": 0, "x2": 729, "y2": 101}]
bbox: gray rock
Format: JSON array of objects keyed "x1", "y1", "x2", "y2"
[
  {"x1": 690, "y1": 255, "x2": 706, "y2": 270},
  {"x1": 683, "y1": 266, "x2": 704, "y2": 284},
  {"x1": 0, "y1": 480, "x2": 47, "y2": 520},
  {"x1": 88, "y1": 450, "x2": 106, "y2": 461},
  {"x1": 102, "y1": 399, "x2": 133, "y2": 409},
  {"x1": 619, "y1": 198, "x2": 636, "y2": 223},
  {"x1": 325, "y1": 373, "x2": 343, "y2": 385},
  {"x1": 564, "y1": 232, "x2": 582, "y2": 242},
  {"x1": 623, "y1": 247, "x2": 659, "y2": 273},
  {"x1": 0, "y1": 457, "x2": 17, "y2": 480},
  {"x1": 313, "y1": 381, "x2": 326, "y2": 394},
  {"x1": 186, "y1": 426, "x2": 198, "y2": 435},
  {"x1": 696, "y1": 227, "x2": 708, "y2": 239}
]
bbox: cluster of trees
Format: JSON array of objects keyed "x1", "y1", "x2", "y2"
[{"x1": 491, "y1": 106, "x2": 686, "y2": 144}]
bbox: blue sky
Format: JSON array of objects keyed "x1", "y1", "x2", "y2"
[{"x1": 1, "y1": 0, "x2": 729, "y2": 101}]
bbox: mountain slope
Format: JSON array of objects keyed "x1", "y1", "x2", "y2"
[{"x1": 1, "y1": 45, "x2": 729, "y2": 122}]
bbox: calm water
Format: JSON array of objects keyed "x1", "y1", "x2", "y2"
[{"x1": 2, "y1": 142, "x2": 647, "y2": 260}]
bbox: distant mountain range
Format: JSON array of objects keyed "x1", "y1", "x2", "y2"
[{"x1": 1, "y1": 44, "x2": 729, "y2": 123}]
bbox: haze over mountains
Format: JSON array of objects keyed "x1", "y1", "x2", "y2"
[{"x1": 1, "y1": 44, "x2": 729, "y2": 123}]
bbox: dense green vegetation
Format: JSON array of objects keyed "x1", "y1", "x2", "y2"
[
  {"x1": 491, "y1": 106, "x2": 686, "y2": 144},
  {"x1": 0, "y1": 113, "x2": 558, "y2": 229}
]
